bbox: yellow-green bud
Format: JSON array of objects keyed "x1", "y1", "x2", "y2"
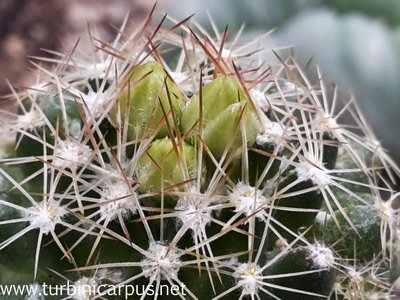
[
  {"x1": 116, "y1": 61, "x2": 185, "y2": 140},
  {"x1": 181, "y1": 75, "x2": 259, "y2": 157},
  {"x1": 203, "y1": 102, "x2": 258, "y2": 158},
  {"x1": 136, "y1": 138, "x2": 197, "y2": 193}
]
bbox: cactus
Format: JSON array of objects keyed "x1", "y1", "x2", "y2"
[{"x1": 0, "y1": 7, "x2": 399, "y2": 299}]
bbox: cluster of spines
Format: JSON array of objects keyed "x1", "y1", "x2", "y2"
[{"x1": 0, "y1": 7, "x2": 399, "y2": 299}]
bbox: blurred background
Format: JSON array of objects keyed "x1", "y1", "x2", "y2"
[{"x1": 1, "y1": 0, "x2": 399, "y2": 163}]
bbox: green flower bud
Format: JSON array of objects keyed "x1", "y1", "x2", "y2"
[
  {"x1": 181, "y1": 75, "x2": 259, "y2": 157},
  {"x1": 116, "y1": 61, "x2": 186, "y2": 139},
  {"x1": 136, "y1": 138, "x2": 198, "y2": 193},
  {"x1": 203, "y1": 102, "x2": 258, "y2": 158}
]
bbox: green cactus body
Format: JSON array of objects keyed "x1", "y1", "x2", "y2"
[
  {"x1": 264, "y1": 244, "x2": 337, "y2": 299},
  {"x1": 318, "y1": 204, "x2": 382, "y2": 261},
  {"x1": 0, "y1": 8, "x2": 398, "y2": 300}
]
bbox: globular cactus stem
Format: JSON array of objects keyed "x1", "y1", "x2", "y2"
[{"x1": 0, "y1": 6, "x2": 399, "y2": 300}]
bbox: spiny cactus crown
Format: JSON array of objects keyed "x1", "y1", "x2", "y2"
[{"x1": 0, "y1": 7, "x2": 399, "y2": 300}]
